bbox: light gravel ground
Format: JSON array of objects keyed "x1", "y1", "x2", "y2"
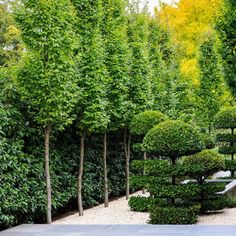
[
  {"x1": 198, "y1": 208, "x2": 236, "y2": 224},
  {"x1": 53, "y1": 192, "x2": 149, "y2": 225},
  {"x1": 53, "y1": 191, "x2": 236, "y2": 225}
]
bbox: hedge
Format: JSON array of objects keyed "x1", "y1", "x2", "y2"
[{"x1": 149, "y1": 205, "x2": 200, "y2": 224}]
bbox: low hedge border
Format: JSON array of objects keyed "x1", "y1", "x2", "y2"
[{"x1": 149, "y1": 204, "x2": 200, "y2": 224}]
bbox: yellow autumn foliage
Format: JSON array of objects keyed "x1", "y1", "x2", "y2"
[{"x1": 157, "y1": 0, "x2": 223, "y2": 85}]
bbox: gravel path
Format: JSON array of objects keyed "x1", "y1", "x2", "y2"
[
  {"x1": 53, "y1": 192, "x2": 149, "y2": 225},
  {"x1": 53, "y1": 191, "x2": 236, "y2": 225}
]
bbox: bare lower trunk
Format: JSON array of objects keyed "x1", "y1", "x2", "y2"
[
  {"x1": 78, "y1": 132, "x2": 85, "y2": 216},
  {"x1": 142, "y1": 152, "x2": 147, "y2": 194},
  {"x1": 103, "y1": 132, "x2": 109, "y2": 207},
  {"x1": 45, "y1": 125, "x2": 52, "y2": 224},
  {"x1": 124, "y1": 128, "x2": 131, "y2": 200}
]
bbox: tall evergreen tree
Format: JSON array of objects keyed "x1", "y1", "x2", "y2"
[
  {"x1": 15, "y1": 0, "x2": 78, "y2": 223},
  {"x1": 72, "y1": 0, "x2": 109, "y2": 215},
  {"x1": 216, "y1": 0, "x2": 236, "y2": 99},
  {"x1": 196, "y1": 32, "x2": 229, "y2": 132},
  {"x1": 125, "y1": 0, "x2": 153, "y2": 199},
  {"x1": 101, "y1": 0, "x2": 130, "y2": 207}
]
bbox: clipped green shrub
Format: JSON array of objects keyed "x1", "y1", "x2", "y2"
[
  {"x1": 143, "y1": 120, "x2": 203, "y2": 157},
  {"x1": 182, "y1": 150, "x2": 226, "y2": 212},
  {"x1": 183, "y1": 150, "x2": 225, "y2": 178},
  {"x1": 200, "y1": 197, "x2": 227, "y2": 212},
  {"x1": 128, "y1": 196, "x2": 153, "y2": 212},
  {"x1": 214, "y1": 107, "x2": 236, "y2": 177},
  {"x1": 225, "y1": 160, "x2": 236, "y2": 172},
  {"x1": 219, "y1": 146, "x2": 236, "y2": 155},
  {"x1": 217, "y1": 133, "x2": 236, "y2": 142},
  {"x1": 148, "y1": 183, "x2": 201, "y2": 198},
  {"x1": 149, "y1": 205, "x2": 200, "y2": 224},
  {"x1": 201, "y1": 133, "x2": 216, "y2": 149},
  {"x1": 225, "y1": 197, "x2": 236, "y2": 208},
  {"x1": 213, "y1": 107, "x2": 236, "y2": 129},
  {"x1": 130, "y1": 110, "x2": 168, "y2": 135}
]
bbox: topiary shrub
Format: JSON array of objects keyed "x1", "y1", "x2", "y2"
[
  {"x1": 130, "y1": 110, "x2": 168, "y2": 136},
  {"x1": 213, "y1": 107, "x2": 236, "y2": 129},
  {"x1": 128, "y1": 196, "x2": 154, "y2": 212},
  {"x1": 129, "y1": 120, "x2": 204, "y2": 224},
  {"x1": 214, "y1": 107, "x2": 236, "y2": 177},
  {"x1": 130, "y1": 110, "x2": 168, "y2": 193},
  {"x1": 201, "y1": 133, "x2": 216, "y2": 149},
  {"x1": 143, "y1": 120, "x2": 203, "y2": 158},
  {"x1": 183, "y1": 150, "x2": 226, "y2": 212},
  {"x1": 149, "y1": 205, "x2": 200, "y2": 224}
]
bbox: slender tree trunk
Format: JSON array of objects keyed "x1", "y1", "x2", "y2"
[
  {"x1": 103, "y1": 132, "x2": 109, "y2": 207},
  {"x1": 124, "y1": 128, "x2": 131, "y2": 200},
  {"x1": 142, "y1": 152, "x2": 147, "y2": 194},
  {"x1": 78, "y1": 131, "x2": 85, "y2": 216},
  {"x1": 231, "y1": 128, "x2": 234, "y2": 177},
  {"x1": 44, "y1": 125, "x2": 52, "y2": 224}
]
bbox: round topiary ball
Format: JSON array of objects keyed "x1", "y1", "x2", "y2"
[
  {"x1": 182, "y1": 150, "x2": 225, "y2": 178},
  {"x1": 213, "y1": 107, "x2": 236, "y2": 129},
  {"x1": 143, "y1": 120, "x2": 203, "y2": 158},
  {"x1": 130, "y1": 110, "x2": 168, "y2": 135}
]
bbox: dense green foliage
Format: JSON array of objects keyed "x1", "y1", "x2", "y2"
[
  {"x1": 128, "y1": 196, "x2": 154, "y2": 212},
  {"x1": 0, "y1": 0, "x2": 235, "y2": 228},
  {"x1": 130, "y1": 110, "x2": 168, "y2": 135},
  {"x1": 183, "y1": 150, "x2": 226, "y2": 212},
  {"x1": 149, "y1": 205, "x2": 200, "y2": 224},
  {"x1": 143, "y1": 120, "x2": 203, "y2": 157},
  {"x1": 216, "y1": 0, "x2": 236, "y2": 98},
  {"x1": 196, "y1": 33, "x2": 227, "y2": 128},
  {"x1": 130, "y1": 120, "x2": 204, "y2": 224},
  {"x1": 183, "y1": 150, "x2": 225, "y2": 178},
  {"x1": 214, "y1": 107, "x2": 236, "y2": 176},
  {"x1": 214, "y1": 107, "x2": 236, "y2": 129}
]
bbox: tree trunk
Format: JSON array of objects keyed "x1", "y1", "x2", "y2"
[
  {"x1": 44, "y1": 125, "x2": 52, "y2": 224},
  {"x1": 78, "y1": 132, "x2": 85, "y2": 216},
  {"x1": 103, "y1": 132, "x2": 109, "y2": 207},
  {"x1": 124, "y1": 128, "x2": 131, "y2": 200},
  {"x1": 142, "y1": 152, "x2": 147, "y2": 194}
]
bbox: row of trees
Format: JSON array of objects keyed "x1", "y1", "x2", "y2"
[{"x1": 0, "y1": 0, "x2": 235, "y2": 226}]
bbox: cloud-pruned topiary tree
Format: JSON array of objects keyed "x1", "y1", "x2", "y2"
[
  {"x1": 183, "y1": 150, "x2": 226, "y2": 212},
  {"x1": 135, "y1": 120, "x2": 204, "y2": 224},
  {"x1": 130, "y1": 110, "x2": 168, "y2": 193},
  {"x1": 214, "y1": 107, "x2": 236, "y2": 177}
]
